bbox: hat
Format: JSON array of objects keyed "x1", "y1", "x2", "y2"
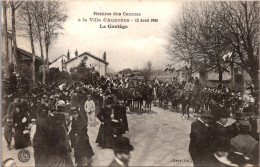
[
  {"x1": 70, "y1": 109, "x2": 78, "y2": 115},
  {"x1": 57, "y1": 100, "x2": 65, "y2": 107},
  {"x1": 87, "y1": 94, "x2": 92, "y2": 97},
  {"x1": 114, "y1": 136, "x2": 134, "y2": 152},
  {"x1": 200, "y1": 110, "x2": 215, "y2": 118},
  {"x1": 2, "y1": 158, "x2": 16, "y2": 167}
]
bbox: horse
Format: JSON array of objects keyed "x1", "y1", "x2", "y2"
[
  {"x1": 171, "y1": 88, "x2": 181, "y2": 112},
  {"x1": 143, "y1": 84, "x2": 154, "y2": 114},
  {"x1": 180, "y1": 89, "x2": 193, "y2": 119}
]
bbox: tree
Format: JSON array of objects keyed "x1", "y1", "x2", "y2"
[
  {"x1": 41, "y1": 1, "x2": 68, "y2": 72},
  {"x1": 143, "y1": 61, "x2": 153, "y2": 80},
  {"x1": 18, "y1": 2, "x2": 36, "y2": 83},
  {"x1": 2, "y1": 1, "x2": 9, "y2": 76},
  {"x1": 29, "y1": 1, "x2": 46, "y2": 83},
  {"x1": 9, "y1": 1, "x2": 23, "y2": 71},
  {"x1": 190, "y1": 2, "x2": 231, "y2": 82},
  {"x1": 167, "y1": 2, "x2": 259, "y2": 87},
  {"x1": 166, "y1": 3, "x2": 202, "y2": 81},
  {"x1": 215, "y1": 1, "x2": 259, "y2": 89}
]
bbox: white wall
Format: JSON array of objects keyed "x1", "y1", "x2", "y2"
[
  {"x1": 65, "y1": 55, "x2": 107, "y2": 76},
  {"x1": 50, "y1": 57, "x2": 63, "y2": 70}
]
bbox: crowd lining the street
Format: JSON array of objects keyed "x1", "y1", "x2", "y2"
[{"x1": 2, "y1": 73, "x2": 259, "y2": 167}]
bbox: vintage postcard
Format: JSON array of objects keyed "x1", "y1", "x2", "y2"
[{"x1": 1, "y1": 0, "x2": 259, "y2": 166}]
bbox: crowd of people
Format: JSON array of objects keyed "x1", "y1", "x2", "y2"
[
  {"x1": 2, "y1": 76, "x2": 133, "y2": 167},
  {"x1": 2, "y1": 74, "x2": 259, "y2": 167}
]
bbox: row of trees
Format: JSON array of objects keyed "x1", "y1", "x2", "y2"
[
  {"x1": 2, "y1": 1, "x2": 67, "y2": 84},
  {"x1": 167, "y1": 1, "x2": 259, "y2": 89}
]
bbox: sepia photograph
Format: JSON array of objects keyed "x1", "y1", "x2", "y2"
[{"x1": 1, "y1": 0, "x2": 259, "y2": 167}]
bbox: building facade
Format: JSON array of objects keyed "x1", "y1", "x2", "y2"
[
  {"x1": 1, "y1": 32, "x2": 43, "y2": 77},
  {"x1": 64, "y1": 51, "x2": 108, "y2": 76}
]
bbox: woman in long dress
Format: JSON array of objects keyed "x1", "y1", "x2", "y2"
[
  {"x1": 96, "y1": 97, "x2": 115, "y2": 148},
  {"x1": 13, "y1": 105, "x2": 30, "y2": 149}
]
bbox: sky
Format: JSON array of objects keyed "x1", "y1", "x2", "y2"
[{"x1": 13, "y1": 0, "x2": 183, "y2": 72}]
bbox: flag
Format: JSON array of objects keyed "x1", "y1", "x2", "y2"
[
  {"x1": 165, "y1": 65, "x2": 169, "y2": 72},
  {"x1": 169, "y1": 64, "x2": 175, "y2": 73},
  {"x1": 223, "y1": 52, "x2": 232, "y2": 62}
]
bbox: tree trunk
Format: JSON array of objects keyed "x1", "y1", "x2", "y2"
[
  {"x1": 218, "y1": 70, "x2": 223, "y2": 83},
  {"x1": 45, "y1": 45, "x2": 49, "y2": 73},
  {"x1": 43, "y1": 61, "x2": 46, "y2": 84},
  {"x1": 36, "y1": 23, "x2": 45, "y2": 83},
  {"x1": 26, "y1": 3, "x2": 36, "y2": 84},
  {"x1": 11, "y1": 3, "x2": 18, "y2": 71},
  {"x1": 2, "y1": 1, "x2": 9, "y2": 77}
]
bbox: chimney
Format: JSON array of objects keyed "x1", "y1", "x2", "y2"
[
  {"x1": 103, "y1": 52, "x2": 106, "y2": 61},
  {"x1": 75, "y1": 49, "x2": 78, "y2": 57},
  {"x1": 67, "y1": 50, "x2": 70, "y2": 60}
]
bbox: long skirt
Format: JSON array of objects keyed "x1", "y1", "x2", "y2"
[
  {"x1": 96, "y1": 123, "x2": 114, "y2": 148},
  {"x1": 14, "y1": 129, "x2": 26, "y2": 149}
]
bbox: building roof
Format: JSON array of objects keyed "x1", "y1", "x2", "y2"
[
  {"x1": 17, "y1": 48, "x2": 43, "y2": 61},
  {"x1": 65, "y1": 52, "x2": 108, "y2": 65}
]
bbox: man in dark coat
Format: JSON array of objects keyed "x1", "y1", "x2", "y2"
[
  {"x1": 109, "y1": 136, "x2": 134, "y2": 167},
  {"x1": 189, "y1": 111, "x2": 216, "y2": 167}
]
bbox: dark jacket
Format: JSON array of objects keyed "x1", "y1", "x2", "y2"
[
  {"x1": 189, "y1": 120, "x2": 214, "y2": 154},
  {"x1": 96, "y1": 107, "x2": 115, "y2": 148},
  {"x1": 69, "y1": 115, "x2": 94, "y2": 157},
  {"x1": 212, "y1": 123, "x2": 234, "y2": 151},
  {"x1": 114, "y1": 104, "x2": 129, "y2": 134},
  {"x1": 13, "y1": 111, "x2": 29, "y2": 130},
  {"x1": 7, "y1": 101, "x2": 17, "y2": 117}
]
